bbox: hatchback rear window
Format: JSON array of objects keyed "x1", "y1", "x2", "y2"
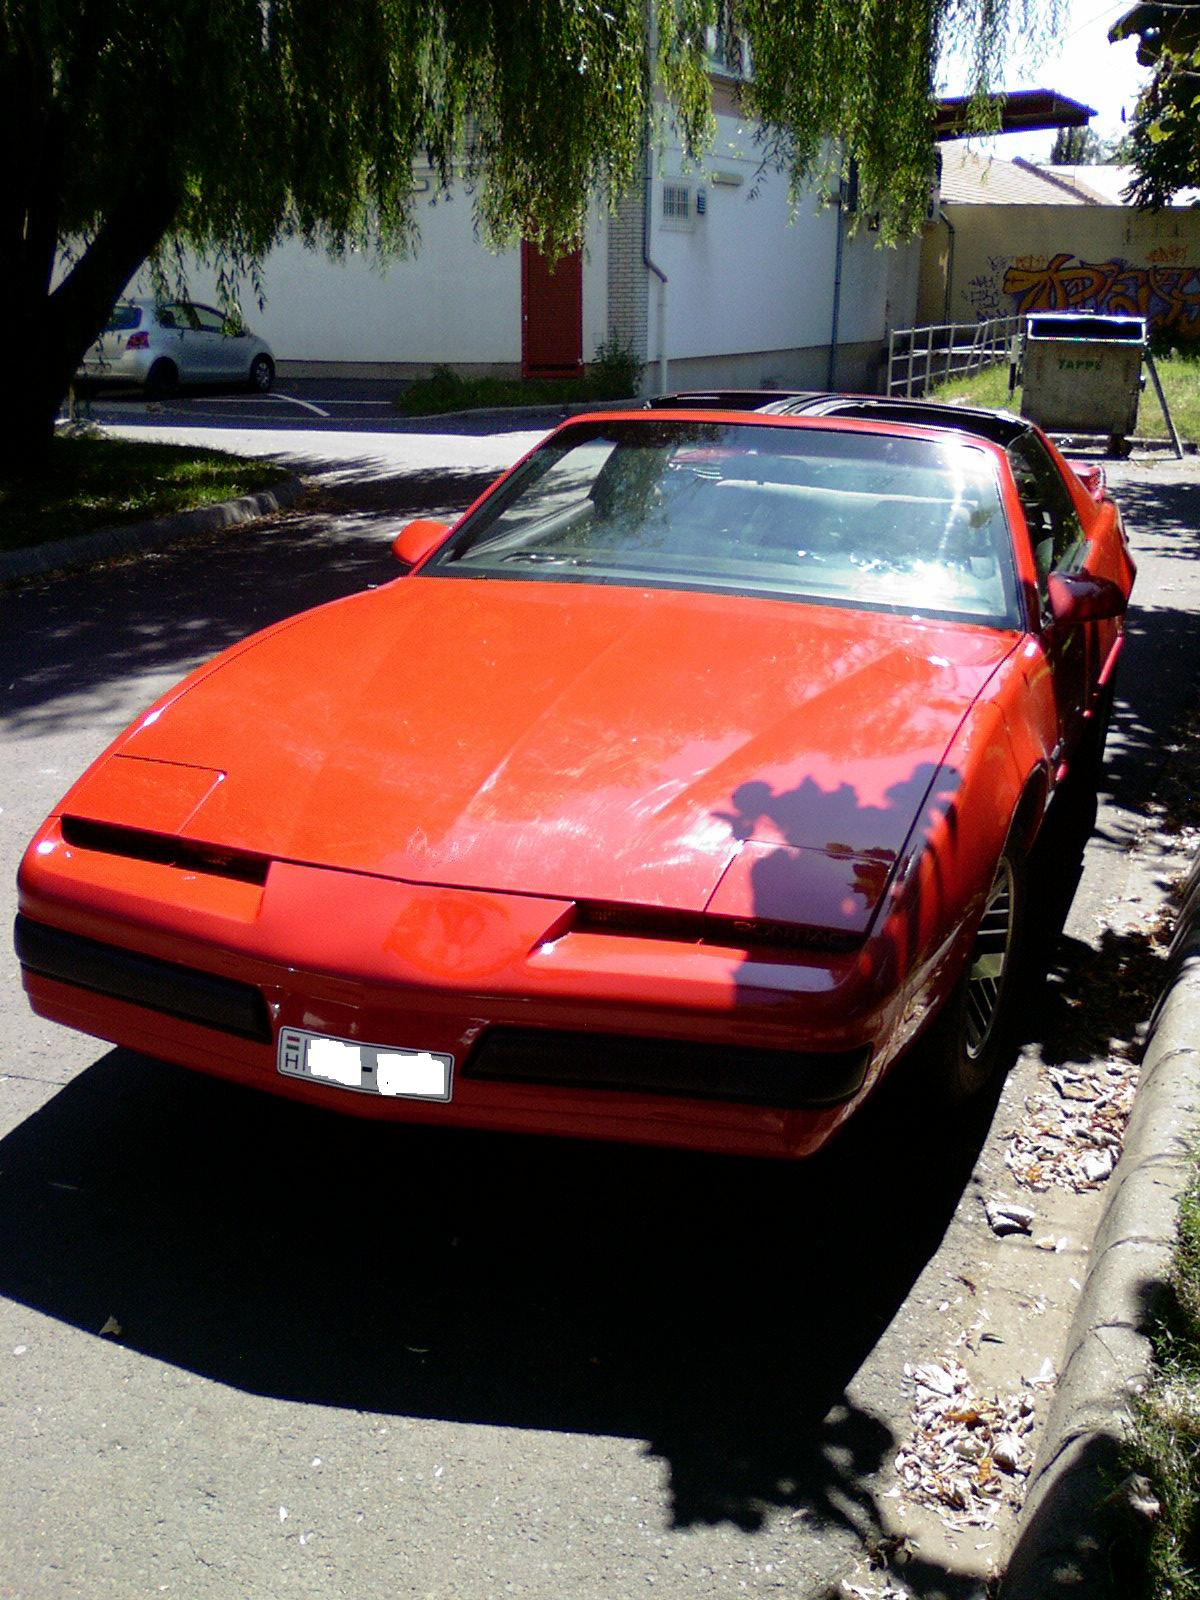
[{"x1": 105, "y1": 305, "x2": 142, "y2": 332}]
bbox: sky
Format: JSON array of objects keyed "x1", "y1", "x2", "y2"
[{"x1": 939, "y1": 0, "x2": 1151, "y2": 159}]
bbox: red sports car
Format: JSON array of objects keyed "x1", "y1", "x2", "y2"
[{"x1": 15, "y1": 401, "x2": 1135, "y2": 1158}]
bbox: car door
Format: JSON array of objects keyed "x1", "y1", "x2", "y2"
[
  {"x1": 1007, "y1": 432, "x2": 1092, "y2": 767},
  {"x1": 157, "y1": 302, "x2": 208, "y2": 381},
  {"x1": 171, "y1": 300, "x2": 230, "y2": 377},
  {"x1": 193, "y1": 302, "x2": 252, "y2": 380}
]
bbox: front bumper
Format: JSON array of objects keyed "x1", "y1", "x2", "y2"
[{"x1": 17, "y1": 819, "x2": 898, "y2": 1159}]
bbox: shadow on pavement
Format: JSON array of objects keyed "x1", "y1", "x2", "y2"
[
  {"x1": 0, "y1": 1030, "x2": 998, "y2": 1568},
  {"x1": 1102, "y1": 475, "x2": 1200, "y2": 818},
  {"x1": 1, "y1": 456, "x2": 500, "y2": 741}
]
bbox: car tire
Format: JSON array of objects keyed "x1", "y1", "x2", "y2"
[
  {"x1": 144, "y1": 360, "x2": 178, "y2": 400},
  {"x1": 925, "y1": 842, "x2": 1026, "y2": 1103},
  {"x1": 248, "y1": 354, "x2": 274, "y2": 393}
]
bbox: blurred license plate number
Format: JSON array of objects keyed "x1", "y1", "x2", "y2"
[{"x1": 277, "y1": 1028, "x2": 453, "y2": 1101}]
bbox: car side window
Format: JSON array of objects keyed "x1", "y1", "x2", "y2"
[
  {"x1": 166, "y1": 302, "x2": 203, "y2": 331},
  {"x1": 191, "y1": 305, "x2": 227, "y2": 334},
  {"x1": 1006, "y1": 434, "x2": 1085, "y2": 609}
]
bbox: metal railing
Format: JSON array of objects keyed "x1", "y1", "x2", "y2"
[{"x1": 886, "y1": 315, "x2": 1021, "y2": 399}]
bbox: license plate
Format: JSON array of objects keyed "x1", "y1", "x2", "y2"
[{"x1": 277, "y1": 1027, "x2": 453, "y2": 1102}]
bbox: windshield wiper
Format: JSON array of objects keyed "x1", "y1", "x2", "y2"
[{"x1": 499, "y1": 551, "x2": 602, "y2": 567}]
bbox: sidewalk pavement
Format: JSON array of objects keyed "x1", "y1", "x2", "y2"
[{"x1": 1001, "y1": 850, "x2": 1200, "y2": 1597}]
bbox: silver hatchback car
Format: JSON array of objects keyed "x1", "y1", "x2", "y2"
[{"x1": 78, "y1": 298, "x2": 275, "y2": 397}]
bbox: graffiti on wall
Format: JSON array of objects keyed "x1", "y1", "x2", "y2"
[
  {"x1": 965, "y1": 257, "x2": 1010, "y2": 321},
  {"x1": 988, "y1": 251, "x2": 1200, "y2": 340}
]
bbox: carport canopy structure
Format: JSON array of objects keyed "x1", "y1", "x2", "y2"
[{"x1": 933, "y1": 89, "x2": 1096, "y2": 140}]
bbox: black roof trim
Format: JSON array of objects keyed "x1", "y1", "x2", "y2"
[
  {"x1": 767, "y1": 395, "x2": 1030, "y2": 447},
  {"x1": 641, "y1": 391, "x2": 1031, "y2": 447},
  {"x1": 643, "y1": 389, "x2": 823, "y2": 411}
]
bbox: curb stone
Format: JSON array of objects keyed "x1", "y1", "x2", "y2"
[
  {"x1": 0, "y1": 474, "x2": 305, "y2": 586},
  {"x1": 1000, "y1": 855, "x2": 1200, "y2": 1598}
]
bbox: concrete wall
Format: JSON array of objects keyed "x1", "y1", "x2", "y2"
[{"x1": 920, "y1": 203, "x2": 1200, "y2": 342}]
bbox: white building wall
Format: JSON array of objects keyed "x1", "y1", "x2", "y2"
[
  {"x1": 649, "y1": 121, "x2": 838, "y2": 362},
  {"x1": 831, "y1": 217, "x2": 923, "y2": 385},
  {"x1": 580, "y1": 216, "x2": 610, "y2": 365},
  {"x1": 154, "y1": 192, "x2": 609, "y2": 374},
  {"x1": 262, "y1": 195, "x2": 521, "y2": 367},
  {"x1": 644, "y1": 113, "x2": 920, "y2": 390}
]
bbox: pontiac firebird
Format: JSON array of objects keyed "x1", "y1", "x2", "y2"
[{"x1": 15, "y1": 402, "x2": 1135, "y2": 1159}]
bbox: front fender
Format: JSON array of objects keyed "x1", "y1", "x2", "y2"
[{"x1": 873, "y1": 686, "x2": 1037, "y2": 1057}]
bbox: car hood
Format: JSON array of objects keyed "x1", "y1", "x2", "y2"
[{"x1": 64, "y1": 577, "x2": 1018, "y2": 930}]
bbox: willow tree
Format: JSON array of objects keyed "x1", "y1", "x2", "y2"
[
  {"x1": 1114, "y1": 13, "x2": 1200, "y2": 208},
  {"x1": 2, "y1": 0, "x2": 1053, "y2": 460}
]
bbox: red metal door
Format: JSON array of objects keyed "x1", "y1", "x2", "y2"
[{"x1": 521, "y1": 241, "x2": 583, "y2": 378}]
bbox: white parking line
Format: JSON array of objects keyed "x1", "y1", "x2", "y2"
[
  {"x1": 268, "y1": 392, "x2": 331, "y2": 418},
  {"x1": 199, "y1": 392, "x2": 332, "y2": 418}
]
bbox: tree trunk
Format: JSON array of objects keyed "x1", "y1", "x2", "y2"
[{"x1": 0, "y1": 172, "x2": 182, "y2": 471}]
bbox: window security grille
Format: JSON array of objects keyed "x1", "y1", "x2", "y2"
[{"x1": 661, "y1": 182, "x2": 694, "y2": 228}]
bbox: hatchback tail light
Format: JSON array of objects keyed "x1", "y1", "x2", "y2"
[{"x1": 125, "y1": 331, "x2": 150, "y2": 349}]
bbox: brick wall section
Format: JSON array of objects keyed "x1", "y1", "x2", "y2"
[{"x1": 607, "y1": 186, "x2": 649, "y2": 366}]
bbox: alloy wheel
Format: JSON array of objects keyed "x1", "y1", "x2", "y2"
[{"x1": 964, "y1": 856, "x2": 1016, "y2": 1059}]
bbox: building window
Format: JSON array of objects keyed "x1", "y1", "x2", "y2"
[
  {"x1": 706, "y1": 22, "x2": 751, "y2": 77},
  {"x1": 661, "y1": 182, "x2": 695, "y2": 230}
]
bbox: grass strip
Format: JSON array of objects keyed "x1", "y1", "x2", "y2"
[
  {"x1": 926, "y1": 352, "x2": 1200, "y2": 444},
  {"x1": 0, "y1": 434, "x2": 289, "y2": 552},
  {"x1": 1118, "y1": 1157, "x2": 1200, "y2": 1597}
]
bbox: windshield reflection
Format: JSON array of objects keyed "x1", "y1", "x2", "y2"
[{"x1": 429, "y1": 420, "x2": 1020, "y2": 627}]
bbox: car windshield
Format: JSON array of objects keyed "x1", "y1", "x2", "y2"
[
  {"x1": 105, "y1": 304, "x2": 142, "y2": 332},
  {"x1": 427, "y1": 419, "x2": 1020, "y2": 626}
]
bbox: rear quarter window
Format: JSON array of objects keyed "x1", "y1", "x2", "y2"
[{"x1": 1007, "y1": 433, "x2": 1086, "y2": 605}]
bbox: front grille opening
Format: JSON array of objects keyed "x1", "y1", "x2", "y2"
[
  {"x1": 62, "y1": 816, "x2": 270, "y2": 885},
  {"x1": 15, "y1": 915, "x2": 271, "y2": 1042},
  {"x1": 466, "y1": 1026, "x2": 871, "y2": 1109},
  {"x1": 572, "y1": 901, "x2": 860, "y2": 955}
]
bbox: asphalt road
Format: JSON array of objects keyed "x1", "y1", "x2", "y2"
[
  {"x1": 4, "y1": 432, "x2": 1200, "y2": 1599},
  {"x1": 75, "y1": 376, "x2": 581, "y2": 436}
]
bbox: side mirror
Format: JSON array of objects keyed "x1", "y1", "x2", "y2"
[
  {"x1": 1047, "y1": 569, "x2": 1127, "y2": 625},
  {"x1": 392, "y1": 518, "x2": 451, "y2": 568}
]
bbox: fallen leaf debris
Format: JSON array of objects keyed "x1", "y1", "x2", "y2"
[
  {"x1": 1003, "y1": 1059, "x2": 1138, "y2": 1193},
  {"x1": 895, "y1": 1359, "x2": 1037, "y2": 1529}
]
